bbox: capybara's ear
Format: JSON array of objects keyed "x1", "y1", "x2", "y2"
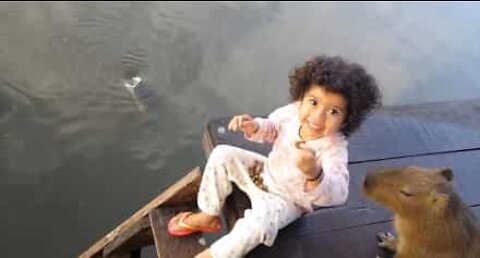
[{"x1": 438, "y1": 168, "x2": 453, "y2": 182}]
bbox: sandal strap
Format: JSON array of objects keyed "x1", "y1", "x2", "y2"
[{"x1": 177, "y1": 212, "x2": 198, "y2": 230}]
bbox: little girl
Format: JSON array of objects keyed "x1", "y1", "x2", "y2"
[{"x1": 168, "y1": 55, "x2": 381, "y2": 258}]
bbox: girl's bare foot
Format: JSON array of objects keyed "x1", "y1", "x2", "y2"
[
  {"x1": 169, "y1": 212, "x2": 221, "y2": 233},
  {"x1": 185, "y1": 212, "x2": 220, "y2": 228}
]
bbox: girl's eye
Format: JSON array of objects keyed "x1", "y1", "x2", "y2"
[
  {"x1": 328, "y1": 108, "x2": 340, "y2": 116},
  {"x1": 309, "y1": 98, "x2": 317, "y2": 106},
  {"x1": 399, "y1": 190, "x2": 414, "y2": 197}
]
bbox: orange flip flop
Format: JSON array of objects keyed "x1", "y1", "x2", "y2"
[{"x1": 167, "y1": 211, "x2": 221, "y2": 237}]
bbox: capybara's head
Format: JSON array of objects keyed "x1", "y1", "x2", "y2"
[{"x1": 363, "y1": 166, "x2": 454, "y2": 216}]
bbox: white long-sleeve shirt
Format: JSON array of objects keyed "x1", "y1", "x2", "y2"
[{"x1": 245, "y1": 101, "x2": 349, "y2": 212}]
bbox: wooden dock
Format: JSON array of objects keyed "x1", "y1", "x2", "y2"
[{"x1": 79, "y1": 98, "x2": 480, "y2": 258}]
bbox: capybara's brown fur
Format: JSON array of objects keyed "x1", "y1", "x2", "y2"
[{"x1": 363, "y1": 166, "x2": 480, "y2": 258}]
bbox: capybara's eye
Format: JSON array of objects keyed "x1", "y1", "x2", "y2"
[{"x1": 399, "y1": 189, "x2": 414, "y2": 197}]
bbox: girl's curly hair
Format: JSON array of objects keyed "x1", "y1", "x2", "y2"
[{"x1": 289, "y1": 55, "x2": 382, "y2": 136}]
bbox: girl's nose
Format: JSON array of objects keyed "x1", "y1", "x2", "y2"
[{"x1": 311, "y1": 107, "x2": 325, "y2": 123}]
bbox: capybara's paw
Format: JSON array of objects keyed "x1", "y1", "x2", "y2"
[{"x1": 377, "y1": 232, "x2": 398, "y2": 252}]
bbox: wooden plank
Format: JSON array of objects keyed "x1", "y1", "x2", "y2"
[
  {"x1": 79, "y1": 167, "x2": 202, "y2": 258},
  {"x1": 103, "y1": 217, "x2": 152, "y2": 257},
  {"x1": 205, "y1": 118, "x2": 271, "y2": 157},
  {"x1": 347, "y1": 150, "x2": 480, "y2": 209},
  {"x1": 381, "y1": 98, "x2": 480, "y2": 130},
  {"x1": 202, "y1": 129, "x2": 215, "y2": 157},
  {"x1": 249, "y1": 206, "x2": 480, "y2": 258},
  {"x1": 149, "y1": 206, "x2": 206, "y2": 258},
  {"x1": 249, "y1": 220, "x2": 396, "y2": 258},
  {"x1": 349, "y1": 113, "x2": 480, "y2": 162},
  {"x1": 280, "y1": 207, "x2": 392, "y2": 237}
]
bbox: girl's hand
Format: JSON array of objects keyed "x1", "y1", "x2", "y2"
[
  {"x1": 294, "y1": 140, "x2": 318, "y2": 178},
  {"x1": 228, "y1": 114, "x2": 259, "y2": 136}
]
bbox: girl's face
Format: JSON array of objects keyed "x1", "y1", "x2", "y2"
[{"x1": 299, "y1": 84, "x2": 347, "y2": 140}]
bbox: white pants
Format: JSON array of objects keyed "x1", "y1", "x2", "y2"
[{"x1": 197, "y1": 145, "x2": 304, "y2": 258}]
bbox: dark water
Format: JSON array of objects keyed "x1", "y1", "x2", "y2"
[{"x1": 1, "y1": 2, "x2": 480, "y2": 257}]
